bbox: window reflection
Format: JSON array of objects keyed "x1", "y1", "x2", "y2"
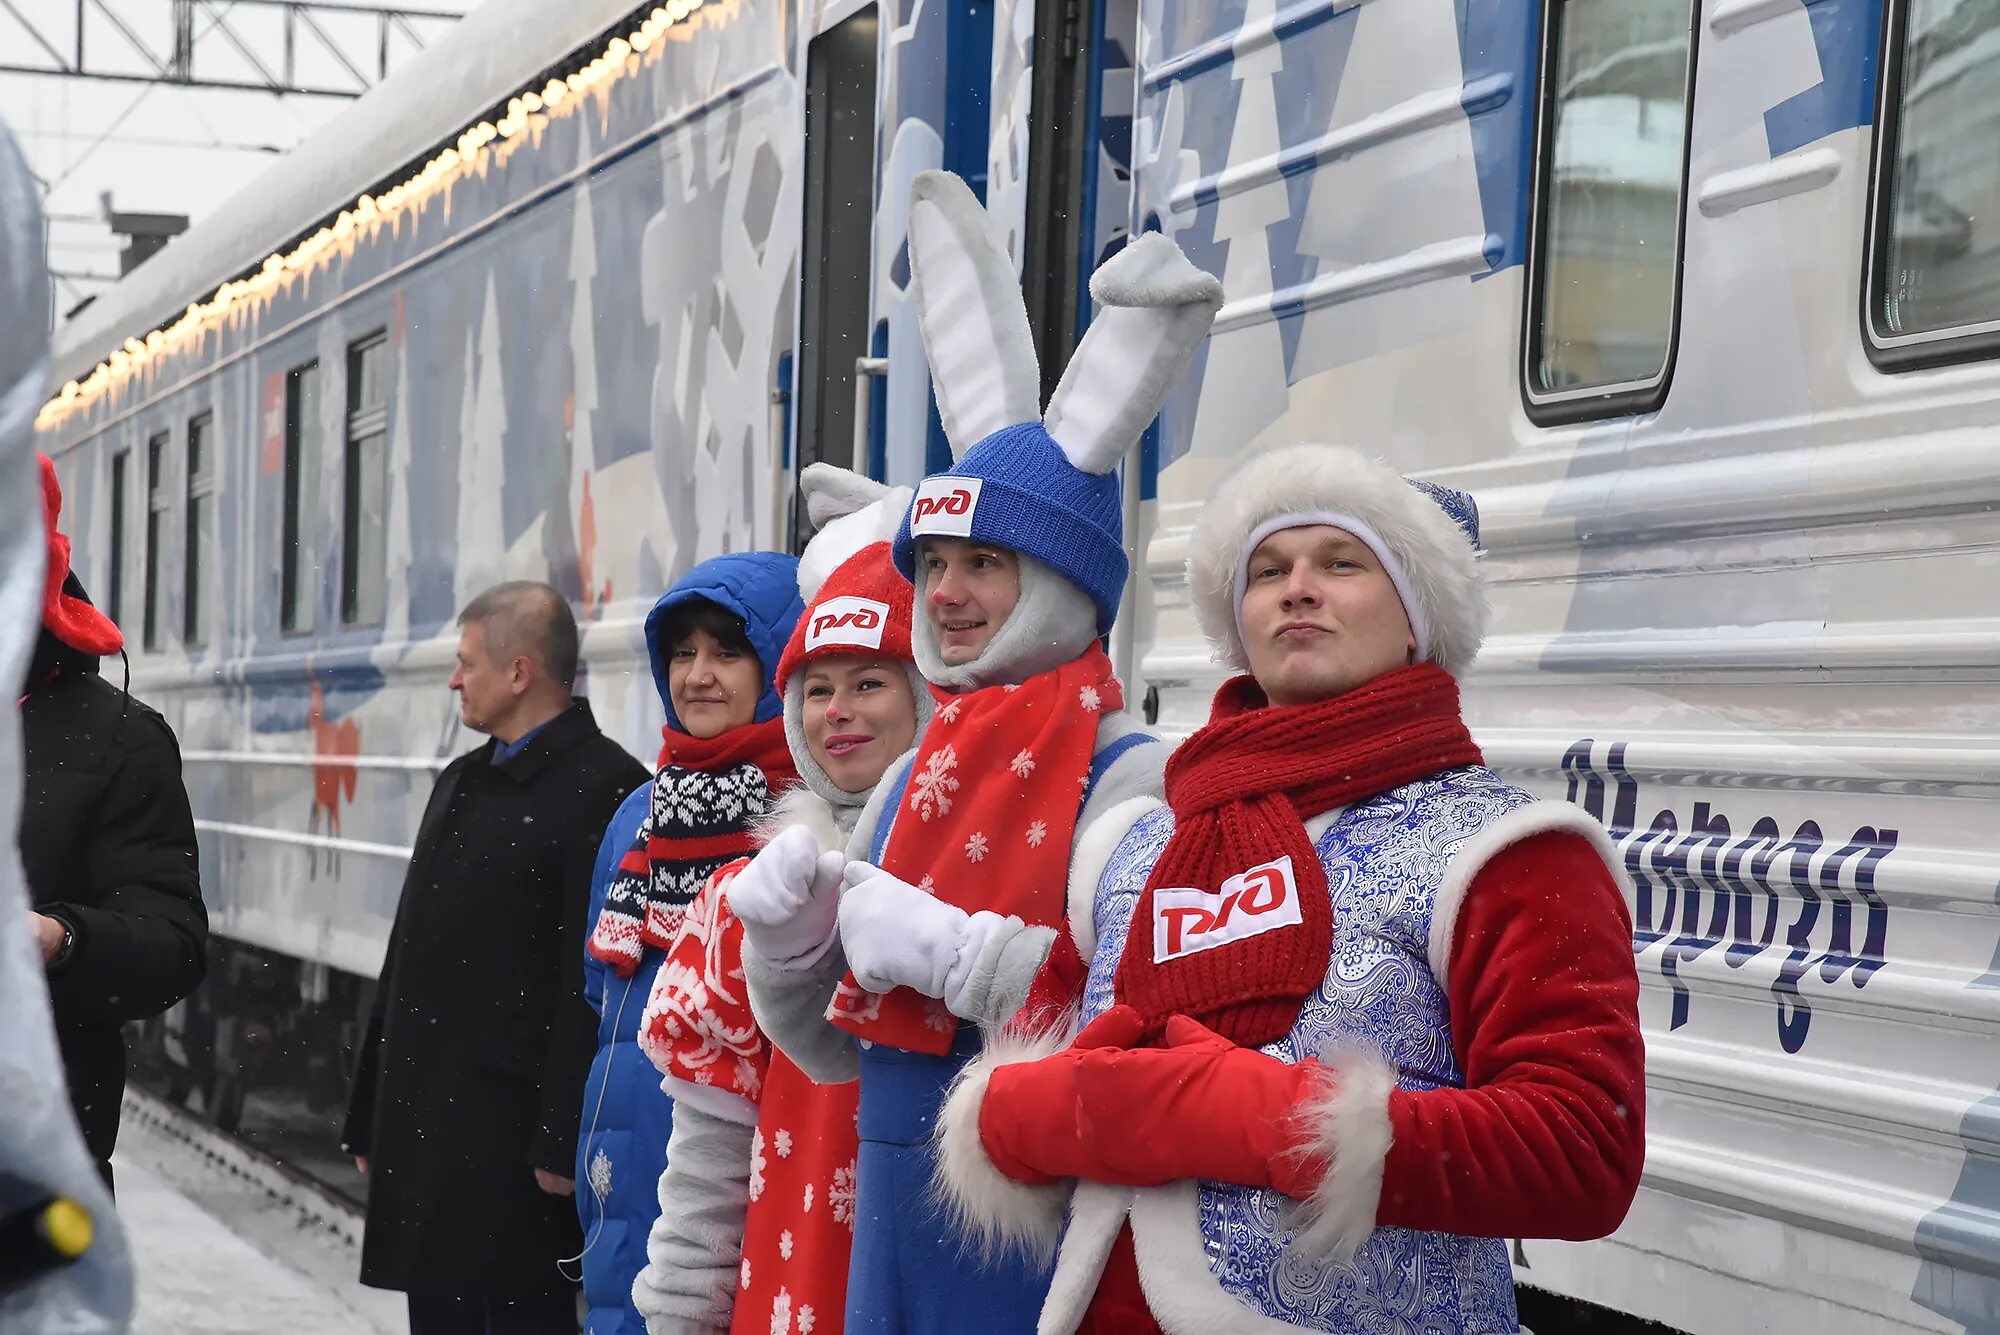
[
  {"x1": 1531, "y1": 0, "x2": 1694, "y2": 403},
  {"x1": 1877, "y1": 0, "x2": 2000, "y2": 341}
]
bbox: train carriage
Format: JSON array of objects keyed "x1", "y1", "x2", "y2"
[{"x1": 32, "y1": 0, "x2": 2000, "y2": 1331}]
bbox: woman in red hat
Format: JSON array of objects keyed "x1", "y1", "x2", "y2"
[{"x1": 632, "y1": 466, "x2": 932, "y2": 1335}]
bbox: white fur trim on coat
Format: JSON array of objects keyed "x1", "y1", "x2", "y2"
[
  {"x1": 1066, "y1": 796, "x2": 1164, "y2": 961},
  {"x1": 1186, "y1": 443, "x2": 1487, "y2": 679},
  {"x1": 1289, "y1": 1048, "x2": 1397, "y2": 1265},
  {"x1": 1108, "y1": 1049, "x2": 1396, "y2": 1334},
  {"x1": 931, "y1": 1020, "x2": 1075, "y2": 1267},
  {"x1": 1038, "y1": 1182, "x2": 1138, "y2": 1335},
  {"x1": 1425, "y1": 799, "x2": 1629, "y2": 986}
]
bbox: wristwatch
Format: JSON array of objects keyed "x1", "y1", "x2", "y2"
[{"x1": 48, "y1": 917, "x2": 76, "y2": 969}]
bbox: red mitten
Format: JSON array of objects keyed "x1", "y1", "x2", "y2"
[
  {"x1": 978, "y1": 1005, "x2": 1149, "y2": 1185},
  {"x1": 1072, "y1": 1015, "x2": 1327, "y2": 1194}
]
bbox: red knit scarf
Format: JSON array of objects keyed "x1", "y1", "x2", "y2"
[
  {"x1": 1113, "y1": 664, "x2": 1482, "y2": 1047},
  {"x1": 587, "y1": 717, "x2": 798, "y2": 976},
  {"x1": 828, "y1": 644, "x2": 1121, "y2": 1054}
]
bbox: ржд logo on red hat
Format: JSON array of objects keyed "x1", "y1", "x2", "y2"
[
  {"x1": 910, "y1": 477, "x2": 982, "y2": 540},
  {"x1": 804, "y1": 595, "x2": 891, "y2": 653},
  {"x1": 1151, "y1": 855, "x2": 1302, "y2": 963}
]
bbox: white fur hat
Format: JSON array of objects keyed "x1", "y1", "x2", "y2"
[{"x1": 1186, "y1": 443, "x2": 1488, "y2": 678}]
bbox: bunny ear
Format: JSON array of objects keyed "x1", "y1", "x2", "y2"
[
  {"x1": 1043, "y1": 233, "x2": 1224, "y2": 476},
  {"x1": 798, "y1": 465, "x2": 914, "y2": 599},
  {"x1": 802, "y1": 462, "x2": 893, "y2": 530},
  {"x1": 907, "y1": 170, "x2": 1042, "y2": 459}
]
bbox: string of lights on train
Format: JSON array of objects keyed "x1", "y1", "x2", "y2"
[{"x1": 35, "y1": 0, "x2": 719, "y2": 432}]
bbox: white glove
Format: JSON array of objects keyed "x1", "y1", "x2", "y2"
[
  {"x1": 727, "y1": 825, "x2": 846, "y2": 969},
  {"x1": 837, "y1": 863, "x2": 980, "y2": 1000}
]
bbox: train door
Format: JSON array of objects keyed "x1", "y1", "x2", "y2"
[
  {"x1": 861, "y1": 0, "x2": 996, "y2": 487},
  {"x1": 1013, "y1": 0, "x2": 1144, "y2": 681},
  {"x1": 792, "y1": 4, "x2": 882, "y2": 546}
]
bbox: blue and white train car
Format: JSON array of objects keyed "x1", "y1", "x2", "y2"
[{"x1": 34, "y1": 0, "x2": 2000, "y2": 1329}]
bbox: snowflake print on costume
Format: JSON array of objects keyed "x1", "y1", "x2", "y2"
[
  {"x1": 588, "y1": 1147, "x2": 613, "y2": 1202},
  {"x1": 909, "y1": 745, "x2": 961, "y2": 821},
  {"x1": 779, "y1": 1230, "x2": 794, "y2": 1260},
  {"x1": 798, "y1": 1307, "x2": 816, "y2": 1333},
  {"x1": 771, "y1": 1289, "x2": 792, "y2": 1335},
  {"x1": 741, "y1": 1258, "x2": 752, "y2": 1292},
  {"x1": 1079, "y1": 683, "x2": 1102, "y2": 712},
  {"x1": 1025, "y1": 819, "x2": 1047, "y2": 848},
  {"x1": 774, "y1": 1128, "x2": 793, "y2": 1158},
  {"x1": 831, "y1": 1161, "x2": 857, "y2": 1227},
  {"x1": 803, "y1": 1182, "x2": 814, "y2": 1213},
  {"x1": 1009, "y1": 748, "x2": 1036, "y2": 778},
  {"x1": 935, "y1": 698, "x2": 963, "y2": 725},
  {"x1": 965, "y1": 831, "x2": 989, "y2": 862},
  {"x1": 749, "y1": 1127, "x2": 768, "y2": 1202}
]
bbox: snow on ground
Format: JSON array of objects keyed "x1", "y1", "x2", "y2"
[{"x1": 114, "y1": 1096, "x2": 402, "y2": 1335}]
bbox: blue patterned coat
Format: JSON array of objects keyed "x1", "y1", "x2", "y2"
[{"x1": 1049, "y1": 767, "x2": 1545, "y2": 1334}]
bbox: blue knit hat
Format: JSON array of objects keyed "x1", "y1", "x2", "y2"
[
  {"x1": 895, "y1": 170, "x2": 1223, "y2": 636},
  {"x1": 892, "y1": 423, "x2": 1127, "y2": 631}
]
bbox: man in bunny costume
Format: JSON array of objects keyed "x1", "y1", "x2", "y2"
[
  {"x1": 933, "y1": 444, "x2": 1646, "y2": 1334},
  {"x1": 727, "y1": 170, "x2": 1223, "y2": 1334}
]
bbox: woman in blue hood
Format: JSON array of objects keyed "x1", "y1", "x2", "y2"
[{"x1": 574, "y1": 551, "x2": 803, "y2": 1335}]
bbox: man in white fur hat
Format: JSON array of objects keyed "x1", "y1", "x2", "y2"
[{"x1": 934, "y1": 444, "x2": 1647, "y2": 1335}]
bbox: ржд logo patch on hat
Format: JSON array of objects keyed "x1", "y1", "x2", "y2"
[
  {"x1": 805, "y1": 596, "x2": 891, "y2": 652},
  {"x1": 910, "y1": 477, "x2": 982, "y2": 540},
  {"x1": 1152, "y1": 856, "x2": 1302, "y2": 963}
]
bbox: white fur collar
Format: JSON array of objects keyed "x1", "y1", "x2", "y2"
[{"x1": 753, "y1": 783, "x2": 855, "y2": 853}]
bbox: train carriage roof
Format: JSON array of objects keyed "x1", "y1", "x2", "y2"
[{"x1": 51, "y1": 0, "x2": 646, "y2": 388}]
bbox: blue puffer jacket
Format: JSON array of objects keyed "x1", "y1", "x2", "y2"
[{"x1": 576, "y1": 551, "x2": 804, "y2": 1335}]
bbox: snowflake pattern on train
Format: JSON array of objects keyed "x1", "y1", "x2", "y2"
[{"x1": 1086, "y1": 768, "x2": 1534, "y2": 1332}]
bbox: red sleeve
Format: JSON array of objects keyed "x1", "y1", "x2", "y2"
[
  {"x1": 1376, "y1": 830, "x2": 1645, "y2": 1241},
  {"x1": 637, "y1": 861, "x2": 773, "y2": 1110}
]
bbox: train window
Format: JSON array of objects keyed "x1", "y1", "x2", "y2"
[
  {"x1": 1522, "y1": 0, "x2": 1698, "y2": 423},
  {"x1": 108, "y1": 450, "x2": 128, "y2": 628},
  {"x1": 282, "y1": 362, "x2": 321, "y2": 634},
  {"x1": 184, "y1": 413, "x2": 214, "y2": 648},
  {"x1": 342, "y1": 332, "x2": 389, "y2": 626},
  {"x1": 144, "y1": 431, "x2": 168, "y2": 653},
  {"x1": 1864, "y1": 0, "x2": 2000, "y2": 368}
]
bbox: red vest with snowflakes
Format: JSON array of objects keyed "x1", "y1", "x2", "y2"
[
  {"x1": 827, "y1": 646, "x2": 1119, "y2": 1054},
  {"x1": 642, "y1": 862, "x2": 857, "y2": 1335}
]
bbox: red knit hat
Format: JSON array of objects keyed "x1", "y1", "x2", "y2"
[
  {"x1": 38, "y1": 454, "x2": 124, "y2": 657},
  {"x1": 775, "y1": 541, "x2": 914, "y2": 692}
]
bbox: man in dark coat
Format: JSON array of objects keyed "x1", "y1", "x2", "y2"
[
  {"x1": 342, "y1": 580, "x2": 648, "y2": 1335},
  {"x1": 20, "y1": 454, "x2": 207, "y2": 1186}
]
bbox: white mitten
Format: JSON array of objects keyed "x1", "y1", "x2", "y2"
[
  {"x1": 727, "y1": 826, "x2": 845, "y2": 969},
  {"x1": 837, "y1": 863, "x2": 981, "y2": 1000}
]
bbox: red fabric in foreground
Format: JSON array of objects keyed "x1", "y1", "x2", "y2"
[{"x1": 1378, "y1": 829, "x2": 1645, "y2": 1240}]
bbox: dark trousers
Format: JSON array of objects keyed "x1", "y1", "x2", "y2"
[{"x1": 405, "y1": 1292, "x2": 578, "y2": 1335}]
